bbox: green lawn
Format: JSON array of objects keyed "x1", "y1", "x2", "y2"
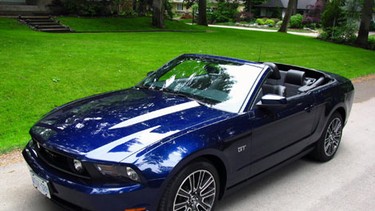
[{"x1": 1, "y1": 17, "x2": 374, "y2": 153}]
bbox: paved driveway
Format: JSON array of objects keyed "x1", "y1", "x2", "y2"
[
  {"x1": 208, "y1": 25, "x2": 320, "y2": 37},
  {"x1": 1, "y1": 78, "x2": 374, "y2": 211}
]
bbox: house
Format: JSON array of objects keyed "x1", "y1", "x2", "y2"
[
  {"x1": 0, "y1": 0, "x2": 52, "y2": 15},
  {"x1": 257, "y1": 0, "x2": 317, "y2": 18},
  {"x1": 170, "y1": 0, "x2": 185, "y2": 15}
]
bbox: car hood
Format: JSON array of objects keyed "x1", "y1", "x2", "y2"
[{"x1": 30, "y1": 88, "x2": 232, "y2": 162}]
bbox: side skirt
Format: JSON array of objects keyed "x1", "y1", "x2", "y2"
[{"x1": 222, "y1": 146, "x2": 314, "y2": 199}]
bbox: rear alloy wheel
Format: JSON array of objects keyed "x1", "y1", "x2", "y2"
[
  {"x1": 159, "y1": 161, "x2": 219, "y2": 211},
  {"x1": 311, "y1": 112, "x2": 343, "y2": 162}
]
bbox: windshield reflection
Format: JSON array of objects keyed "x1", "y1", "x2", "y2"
[{"x1": 139, "y1": 56, "x2": 263, "y2": 113}]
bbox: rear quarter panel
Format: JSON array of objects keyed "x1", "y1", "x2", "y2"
[{"x1": 309, "y1": 73, "x2": 354, "y2": 142}]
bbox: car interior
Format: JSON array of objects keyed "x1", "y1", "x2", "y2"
[{"x1": 261, "y1": 62, "x2": 329, "y2": 99}]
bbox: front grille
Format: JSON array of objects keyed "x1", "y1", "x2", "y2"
[{"x1": 32, "y1": 138, "x2": 91, "y2": 180}]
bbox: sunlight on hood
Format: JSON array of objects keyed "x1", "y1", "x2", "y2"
[{"x1": 85, "y1": 126, "x2": 179, "y2": 162}]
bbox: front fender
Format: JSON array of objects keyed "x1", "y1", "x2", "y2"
[{"x1": 131, "y1": 134, "x2": 229, "y2": 181}]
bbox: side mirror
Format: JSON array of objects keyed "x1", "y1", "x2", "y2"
[{"x1": 258, "y1": 94, "x2": 287, "y2": 107}]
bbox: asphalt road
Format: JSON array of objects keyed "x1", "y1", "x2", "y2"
[{"x1": 1, "y1": 78, "x2": 374, "y2": 211}]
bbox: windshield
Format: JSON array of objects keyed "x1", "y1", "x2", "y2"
[{"x1": 139, "y1": 56, "x2": 263, "y2": 113}]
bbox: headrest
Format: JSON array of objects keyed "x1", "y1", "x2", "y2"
[
  {"x1": 285, "y1": 69, "x2": 305, "y2": 85},
  {"x1": 264, "y1": 62, "x2": 281, "y2": 80}
]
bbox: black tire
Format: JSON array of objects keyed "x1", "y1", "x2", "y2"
[
  {"x1": 158, "y1": 160, "x2": 220, "y2": 211},
  {"x1": 311, "y1": 112, "x2": 343, "y2": 162}
]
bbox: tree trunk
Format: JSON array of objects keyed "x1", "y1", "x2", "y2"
[
  {"x1": 152, "y1": 0, "x2": 165, "y2": 28},
  {"x1": 246, "y1": 0, "x2": 252, "y2": 12},
  {"x1": 197, "y1": 0, "x2": 207, "y2": 26},
  {"x1": 355, "y1": 0, "x2": 374, "y2": 48},
  {"x1": 278, "y1": 0, "x2": 297, "y2": 33}
]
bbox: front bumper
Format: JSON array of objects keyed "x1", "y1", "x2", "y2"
[{"x1": 22, "y1": 144, "x2": 162, "y2": 211}]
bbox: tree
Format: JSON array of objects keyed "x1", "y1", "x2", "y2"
[
  {"x1": 245, "y1": 0, "x2": 252, "y2": 12},
  {"x1": 197, "y1": 0, "x2": 208, "y2": 26},
  {"x1": 303, "y1": 0, "x2": 325, "y2": 26},
  {"x1": 320, "y1": 0, "x2": 361, "y2": 43},
  {"x1": 152, "y1": 0, "x2": 165, "y2": 28},
  {"x1": 355, "y1": 0, "x2": 375, "y2": 48},
  {"x1": 278, "y1": 0, "x2": 297, "y2": 32}
]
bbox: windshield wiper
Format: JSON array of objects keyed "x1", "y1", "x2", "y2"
[
  {"x1": 162, "y1": 88, "x2": 207, "y2": 106},
  {"x1": 135, "y1": 84, "x2": 149, "y2": 89}
]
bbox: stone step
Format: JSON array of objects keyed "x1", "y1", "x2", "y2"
[
  {"x1": 34, "y1": 25, "x2": 66, "y2": 29},
  {"x1": 19, "y1": 15, "x2": 51, "y2": 19},
  {"x1": 26, "y1": 21, "x2": 58, "y2": 25},
  {"x1": 18, "y1": 15, "x2": 73, "y2": 33},
  {"x1": 24, "y1": 19, "x2": 55, "y2": 23},
  {"x1": 39, "y1": 28, "x2": 72, "y2": 33}
]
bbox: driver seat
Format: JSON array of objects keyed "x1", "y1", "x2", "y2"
[{"x1": 262, "y1": 62, "x2": 286, "y2": 96}]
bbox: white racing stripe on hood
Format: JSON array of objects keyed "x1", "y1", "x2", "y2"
[
  {"x1": 86, "y1": 126, "x2": 179, "y2": 162},
  {"x1": 109, "y1": 101, "x2": 200, "y2": 130}
]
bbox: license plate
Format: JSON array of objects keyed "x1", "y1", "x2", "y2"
[{"x1": 30, "y1": 171, "x2": 51, "y2": 199}]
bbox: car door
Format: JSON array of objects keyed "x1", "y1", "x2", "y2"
[
  {"x1": 249, "y1": 92, "x2": 318, "y2": 176},
  {"x1": 218, "y1": 113, "x2": 254, "y2": 187}
]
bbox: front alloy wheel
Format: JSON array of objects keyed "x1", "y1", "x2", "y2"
[
  {"x1": 159, "y1": 160, "x2": 219, "y2": 211},
  {"x1": 174, "y1": 169, "x2": 216, "y2": 211}
]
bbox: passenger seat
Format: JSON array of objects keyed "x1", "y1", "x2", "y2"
[{"x1": 284, "y1": 69, "x2": 305, "y2": 97}]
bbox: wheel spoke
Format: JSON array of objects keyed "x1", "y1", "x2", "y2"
[
  {"x1": 328, "y1": 143, "x2": 333, "y2": 154},
  {"x1": 196, "y1": 171, "x2": 205, "y2": 191},
  {"x1": 201, "y1": 188, "x2": 216, "y2": 199},
  {"x1": 177, "y1": 187, "x2": 191, "y2": 199},
  {"x1": 197, "y1": 201, "x2": 211, "y2": 211},
  {"x1": 189, "y1": 174, "x2": 195, "y2": 192},
  {"x1": 324, "y1": 138, "x2": 331, "y2": 152},
  {"x1": 333, "y1": 120, "x2": 342, "y2": 133},
  {"x1": 200, "y1": 176, "x2": 214, "y2": 193},
  {"x1": 174, "y1": 201, "x2": 189, "y2": 211}
]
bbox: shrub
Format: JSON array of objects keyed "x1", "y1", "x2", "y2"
[
  {"x1": 320, "y1": 0, "x2": 359, "y2": 44},
  {"x1": 370, "y1": 20, "x2": 375, "y2": 31},
  {"x1": 56, "y1": 0, "x2": 111, "y2": 16},
  {"x1": 290, "y1": 14, "x2": 303, "y2": 28},
  {"x1": 272, "y1": 18, "x2": 280, "y2": 23},
  {"x1": 109, "y1": 0, "x2": 137, "y2": 16},
  {"x1": 302, "y1": 17, "x2": 320, "y2": 29},
  {"x1": 255, "y1": 18, "x2": 275, "y2": 26},
  {"x1": 235, "y1": 11, "x2": 253, "y2": 22},
  {"x1": 303, "y1": 0, "x2": 324, "y2": 26},
  {"x1": 319, "y1": 24, "x2": 356, "y2": 43},
  {"x1": 208, "y1": 2, "x2": 239, "y2": 23},
  {"x1": 180, "y1": 12, "x2": 193, "y2": 19},
  {"x1": 265, "y1": 19, "x2": 275, "y2": 27},
  {"x1": 368, "y1": 36, "x2": 375, "y2": 50},
  {"x1": 321, "y1": 0, "x2": 344, "y2": 30},
  {"x1": 256, "y1": 18, "x2": 266, "y2": 25}
]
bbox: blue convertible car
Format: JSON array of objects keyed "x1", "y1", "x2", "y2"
[{"x1": 23, "y1": 54, "x2": 354, "y2": 211}]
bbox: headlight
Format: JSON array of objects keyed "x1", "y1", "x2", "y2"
[{"x1": 95, "y1": 164, "x2": 141, "y2": 182}]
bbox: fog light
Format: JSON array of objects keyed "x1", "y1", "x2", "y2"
[{"x1": 73, "y1": 159, "x2": 84, "y2": 173}]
